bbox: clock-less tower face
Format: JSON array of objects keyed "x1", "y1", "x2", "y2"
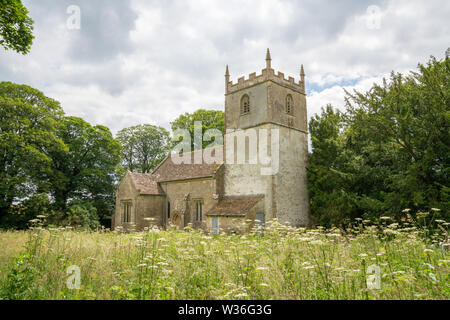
[
  {"x1": 222, "y1": 50, "x2": 311, "y2": 227},
  {"x1": 224, "y1": 72, "x2": 307, "y2": 134}
]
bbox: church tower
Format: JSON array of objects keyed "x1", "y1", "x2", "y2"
[{"x1": 223, "y1": 49, "x2": 311, "y2": 227}]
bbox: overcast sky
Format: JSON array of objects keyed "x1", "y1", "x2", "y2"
[{"x1": 1, "y1": 0, "x2": 449, "y2": 135}]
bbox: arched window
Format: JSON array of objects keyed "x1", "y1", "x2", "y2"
[
  {"x1": 241, "y1": 94, "x2": 250, "y2": 114},
  {"x1": 286, "y1": 94, "x2": 293, "y2": 114}
]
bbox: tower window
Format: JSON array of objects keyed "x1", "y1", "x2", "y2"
[
  {"x1": 241, "y1": 94, "x2": 250, "y2": 115},
  {"x1": 286, "y1": 94, "x2": 293, "y2": 115}
]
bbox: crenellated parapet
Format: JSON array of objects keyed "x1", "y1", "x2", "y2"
[{"x1": 225, "y1": 49, "x2": 306, "y2": 95}]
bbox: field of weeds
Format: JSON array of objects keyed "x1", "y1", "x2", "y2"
[{"x1": 0, "y1": 214, "x2": 449, "y2": 300}]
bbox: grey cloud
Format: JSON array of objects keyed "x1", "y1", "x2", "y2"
[{"x1": 25, "y1": 0, "x2": 138, "y2": 62}]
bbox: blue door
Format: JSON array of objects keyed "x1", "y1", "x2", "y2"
[
  {"x1": 255, "y1": 213, "x2": 265, "y2": 235},
  {"x1": 211, "y1": 217, "x2": 219, "y2": 235}
]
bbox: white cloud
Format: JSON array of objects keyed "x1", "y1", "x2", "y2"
[{"x1": 0, "y1": 0, "x2": 448, "y2": 135}]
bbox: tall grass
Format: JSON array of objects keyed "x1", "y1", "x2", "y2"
[{"x1": 0, "y1": 213, "x2": 449, "y2": 300}]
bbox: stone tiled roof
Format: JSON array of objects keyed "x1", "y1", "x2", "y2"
[
  {"x1": 152, "y1": 146, "x2": 223, "y2": 182},
  {"x1": 129, "y1": 172, "x2": 163, "y2": 195},
  {"x1": 206, "y1": 196, "x2": 264, "y2": 217}
]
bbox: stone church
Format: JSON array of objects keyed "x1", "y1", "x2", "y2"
[{"x1": 113, "y1": 49, "x2": 311, "y2": 233}]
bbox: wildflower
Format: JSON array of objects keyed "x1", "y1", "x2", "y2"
[
  {"x1": 429, "y1": 272, "x2": 437, "y2": 283},
  {"x1": 36, "y1": 215, "x2": 47, "y2": 219},
  {"x1": 256, "y1": 267, "x2": 268, "y2": 271},
  {"x1": 435, "y1": 220, "x2": 445, "y2": 224},
  {"x1": 383, "y1": 229, "x2": 400, "y2": 235},
  {"x1": 303, "y1": 265, "x2": 315, "y2": 270},
  {"x1": 402, "y1": 208, "x2": 411, "y2": 213},
  {"x1": 137, "y1": 263, "x2": 147, "y2": 267},
  {"x1": 235, "y1": 293, "x2": 248, "y2": 298},
  {"x1": 424, "y1": 263, "x2": 435, "y2": 270},
  {"x1": 392, "y1": 270, "x2": 405, "y2": 275},
  {"x1": 359, "y1": 253, "x2": 368, "y2": 258},
  {"x1": 423, "y1": 249, "x2": 433, "y2": 254},
  {"x1": 380, "y1": 216, "x2": 391, "y2": 220},
  {"x1": 417, "y1": 212, "x2": 429, "y2": 218},
  {"x1": 259, "y1": 283, "x2": 270, "y2": 287},
  {"x1": 431, "y1": 208, "x2": 441, "y2": 212}
]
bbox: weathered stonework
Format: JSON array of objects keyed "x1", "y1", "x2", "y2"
[{"x1": 114, "y1": 49, "x2": 311, "y2": 232}]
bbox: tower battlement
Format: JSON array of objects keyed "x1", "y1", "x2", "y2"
[{"x1": 225, "y1": 49, "x2": 305, "y2": 95}]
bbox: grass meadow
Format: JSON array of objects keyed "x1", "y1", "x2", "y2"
[{"x1": 0, "y1": 214, "x2": 449, "y2": 300}]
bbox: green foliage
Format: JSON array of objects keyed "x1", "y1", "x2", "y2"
[
  {"x1": 170, "y1": 109, "x2": 224, "y2": 150},
  {"x1": 47, "y1": 116, "x2": 122, "y2": 220},
  {"x1": 64, "y1": 200, "x2": 100, "y2": 230},
  {"x1": 0, "y1": 218, "x2": 448, "y2": 300},
  {"x1": 0, "y1": 82, "x2": 65, "y2": 223},
  {"x1": 0, "y1": 253, "x2": 35, "y2": 300},
  {"x1": 0, "y1": 0, "x2": 34, "y2": 54},
  {"x1": 0, "y1": 193, "x2": 53, "y2": 230},
  {"x1": 116, "y1": 124, "x2": 170, "y2": 173},
  {"x1": 308, "y1": 56, "x2": 450, "y2": 227}
]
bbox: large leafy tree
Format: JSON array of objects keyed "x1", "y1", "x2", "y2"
[
  {"x1": 308, "y1": 56, "x2": 449, "y2": 226},
  {"x1": 47, "y1": 116, "x2": 122, "y2": 219},
  {"x1": 345, "y1": 56, "x2": 449, "y2": 216},
  {"x1": 0, "y1": 0, "x2": 34, "y2": 54},
  {"x1": 308, "y1": 105, "x2": 358, "y2": 226},
  {"x1": 116, "y1": 124, "x2": 170, "y2": 173},
  {"x1": 170, "y1": 109, "x2": 224, "y2": 150},
  {"x1": 0, "y1": 82, "x2": 65, "y2": 219}
]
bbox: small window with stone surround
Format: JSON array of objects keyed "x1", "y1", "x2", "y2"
[
  {"x1": 286, "y1": 94, "x2": 293, "y2": 115},
  {"x1": 240, "y1": 94, "x2": 250, "y2": 115},
  {"x1": 167, "y1": 201, "x2": 171, "y2": 219},
  {"x1": 122, "y1": 201, "x2": 132, "y2": 223},
  {"x1": 194, "y1": 199, "x2": 203, "y2": 221}
]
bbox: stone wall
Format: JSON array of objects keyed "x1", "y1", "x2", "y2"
[
  {"x1": 206, "y1": 197, "x2": 265, "y2": 234},
  {"x1": 159, "y1": 177, "x2": 218, "y2": 230},
  {"x1": 114, "y1": 174, "x2": 165, "y2": 232},
  {"x1": 223, "y1": 121, "x2": 310, "y2": 227}
]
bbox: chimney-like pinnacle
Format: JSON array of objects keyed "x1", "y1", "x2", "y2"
[
  {"x1": 266, "y1": 48, "x2": 272, "y2": 69},
  {"x1": 225, "y1": 65, "x2": 230, "y2": 93},
  {"x1": 300, "y1": 64, "x2": 305, "y2": 82}
]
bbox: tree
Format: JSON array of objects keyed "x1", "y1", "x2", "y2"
[
  {"x1": 170, "y1": 109, "x2": 224, "y2": 150},
  {"x1": 0, "y1": 82, "x2": 65, "y2": 222},
  {"x1": 345, "y1": 56, "x2": 449, "y2": 216},
  {"x1": 0, "y1": 0, "x2": 34, "y2": 54},
  {"x1": 308, "y1": 105, "x2": 359, "y2": 226},
  {"x1": 47, "y1": 116, "x2": 122, "y2": 220},
  {"x1": 116, "y1": 124, "x2": 170, "y2": 173},
  {"x1": 308, "y1": 56, "x2": 449, "y2": 226}
]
